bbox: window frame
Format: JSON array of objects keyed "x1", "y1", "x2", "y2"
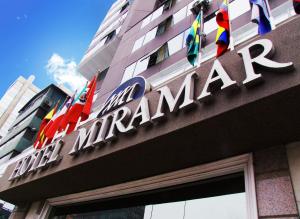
[{"x1": 40, "y1": 154, "x2": 259, "y2": 219}]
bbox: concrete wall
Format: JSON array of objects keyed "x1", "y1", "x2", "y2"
[{"x1": 254, "y1": 145, "x2": 299, "y2": 218}]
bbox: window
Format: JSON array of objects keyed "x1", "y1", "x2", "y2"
[
  {"x1": 167, "y1": 33, "x2": 184, "y2": 56},
  {"x1": 122, "y1": 62, "x2": 137, "y2": 83},
  {"x1": 50, "y1": 170, "x2": 250, "y2": 219},
  {"x1": 156, "y1": 16, "x2": 173, "y2": 36},
  {"x1": 148, "y1": 43, "x2": 169, "y2": 68},
  {"x1": 163, "y1": 0, "x2": 174, "y2": 11},
  {"x1": 140, "y1": 0, "x2": 175, "y2": 30},
  {"x1": 104, "y1": 30, "x2": 116, "y2": 44},
  {"x1": 187, "y1": 0, "x2": 198, "y2": 16},
  {"x1": 135, "y1": 56, "x2": 150, "y2": 75},
  {"x1": 203, "y1": 13, "x2": 218, "y2": 34},
  {"x1": 173, "y1": 7, "x2": 187, "y2": 25},
  {"x1": 127, "y1": 31, "x2": 187, "y2": 81},
  {"x1": 141, "y1": 15, "x2": 152, "y2": 29},
  {"x1": 96, "y1": 68, "x2": 109, "y2": 91},
  {"x1": 155, "y1": 0, "x2": 174, "y2": 11},
  {"x1": 143, "y1": 27, "x2": 158, "y2": 45},
  {"x1": 229, "y1": 0, "x2": 251, "y2": 20},
  {"x1": 132, "y1": 36, "x2": 145, "y2": 52},
  {"x1": 133, "y1": 16, "x2": 173, "y2": 53},
  {"x1": 155, "y1": 0, "x2": 167, "y2": 10},
  {"x1": 120, "y1": 1, "x2": 129, "y2": 14},
  {"x1": 152, "y1": 6, "x2": 164, "y2": 21}
]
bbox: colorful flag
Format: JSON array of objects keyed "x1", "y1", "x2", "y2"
[
  {"x1": 250, "y1": 0, "x2": 272, "y2": 35},
  {"x1": 82, "y1": 76, "x2": 97, "y2": 121},
  {"x1": 216, "y1": 0, "x2": 230, "y2": 57},
  {"x1": 186, "y1": 14, "x2": 201, "y2": 66},
  {"x1": 33, "y1": 103, "x2": 58, "y2": 149},
  {"x1": 58, "y1": 91, "x2": 77, "y2": 132},
  {"x1": 43, "y1": 96, "x2": 72, "y2": 141},
  {"x1": 61, "y1": 77, "x2": 97, "y2": 134},
  {"x1": 294, "y1": 0, "x2": 300, "y2": 14}
]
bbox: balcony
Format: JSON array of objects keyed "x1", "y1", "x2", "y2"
[
  {"x1": 78, "y1": 31, "x2": 121, "y2": 80},
  {"x1": 0, "y1": 113, "x2": 41, "y2": 148},
  {"x1": 0, "y1": 128, "x2": 34, "y2": 159}
]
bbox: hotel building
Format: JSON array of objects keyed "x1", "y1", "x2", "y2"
[{"x1": 0, "y1": 0, "x2": 299, "y2": 218}]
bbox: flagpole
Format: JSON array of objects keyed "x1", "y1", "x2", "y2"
[
  {"x1": 75, "y1": 116, "x2": 82, "y2": 131},
  {"x1": 51, "y1": 130, "x2": 59, "y2": 143},
  {"x1": 197, "y1": 4, "x2": 205, "y2": 67},
  {"x1": 264, "y1": 0, "x2": 276, "y2": 30},
  {"x1": 42, "y1": 137, "x2": 48, "y2": 148},
  {"x1": 64, "y1": 124, "x2": 70, "y2": 136},
  {"x1": 227, "y1": 0, "x2": 235, "y2": 51}
]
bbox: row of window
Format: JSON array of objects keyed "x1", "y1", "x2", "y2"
[
  {"x1": 134, "y1": 0, "x2": 251, "y2": 54},
  {"x1": 86, "y1": 25, "x2": 122, "y2": 59},
  {"x1": 125, "y1": 0, "x2": 254, "y2": 84},
  {"x1": 97, "y1": 1, "x2": 129, "y2": 33},
  {"x1": 122, "y1": 29, "x2": 189, "y2": 83},
  {"x1": 89, "y1": 11, "x2": 127, "y2": 53},
  {"x1": 140, "y1": 0, "x2": 199, "y2": 30},
  {"x1": 133, "y1": 0, "x2": 204, "y2": 53},
  {"x1": 140, "y1": 0, "x2": 175, "y2": 29},
  {"x1": 147, "y1": 0, "x2": 296, "y2": 88},
  {"x1": 132, "y1": 16, "x2": 172, "y2": 53}
]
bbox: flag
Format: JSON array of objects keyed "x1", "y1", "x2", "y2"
[
  {"x1": 216, "y1": 0, "x2": 230, "y2": 57},
  {"x1": 62, "y1": 83, "x2": 87, "y2": 134},
  {"x1": 82, "y1": 76, "x2": 97, "y2": 121},
  {"x1": 43, "y1": 96, "x2": 72, "y2": 141},
  {"x1": 33, "y1": 103, "x2": 58, "y2": 149},
  {"x1": 250, "y1": 0, "x2": 272, "y2": 35},
  {"x1": 58, "y1": 91, "x2": 77, "y2": 132},
  {"x1": 61, "y1": 77, "x2": 96, "y2": 134},
  {"x1": 186, "y1": 14, "x2": 201, "y2": 66},
  {"x1": 294, "y1": 0, "x2": 300, "y2": 14}
]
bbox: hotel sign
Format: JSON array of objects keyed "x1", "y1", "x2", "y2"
[
  {"x1": 8, "y1": 39, "x2": 294, "y2": 181},
  {"x1": 98, "y1": 76, "x2": 151, "y2": 116}
]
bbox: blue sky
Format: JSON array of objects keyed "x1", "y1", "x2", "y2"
[{"x1": 0, "y1": 0, "x2": 115, "y2": 96}]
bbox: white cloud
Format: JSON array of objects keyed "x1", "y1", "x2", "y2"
[
  {"x1": 16, "y1": 14, "x2": 28, "y2": 21},
  {"x1": 46, "y1": 53, "x2": 87, "y2": 92}
]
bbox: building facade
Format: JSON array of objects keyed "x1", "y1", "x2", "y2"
[
  {"x1": 78, "y1": 0, "x2": 130, "y2": 80},
  {"x1": 0, "y1": 0, "x2": 299, "y2": 219},
  {"x1": 0, "y1": 84, "x2": 69, "y2": 167},
  {"x1": 0, "y1": 75, "x2": 40, "y2": 140}
]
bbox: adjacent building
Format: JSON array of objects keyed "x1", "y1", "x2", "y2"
[
  {"x1": 0, "y1": 0, "x2": 299, "y2": 219},
  {"x1": 0, "y1": 84, "x2": 69, "y2": 165},
  {"x1": 0, "y1": 75, "x2": 40, "y2": 140}
]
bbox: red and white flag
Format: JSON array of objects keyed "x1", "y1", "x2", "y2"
[
  {"x1": 43, "y1": 96, "x2": 73, "y2": 142},
  {"x1": 62, "y1": 76, "x2": 97, "y2": 134}
]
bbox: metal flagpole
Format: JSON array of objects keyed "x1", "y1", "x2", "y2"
[
  {"x1": 227, "y1": 0, "x2": 235, "y2": 51},
  {"x1": 264, "y1": 0, "x2": 276, "y2": 30},
  {"x1": 197, "y1": 4, "x2": 205, "y2": 67},
  {"x1": 51, "y1": 131, "x2": 58, "y2": 143},
  {"x1": 42, "y1": 137, "x2": 48, "y2": 148},
  {"x1": 63, "y1": 124, "x2": 70, "y2": 137},
  {"x1": 75, "y1": 116, "x2": 82, "y2": 131}
]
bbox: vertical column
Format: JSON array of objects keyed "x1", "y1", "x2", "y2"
[
  {"x1": 9, "y1": 203, "x2": 30, "y2": 219},
  {"x1": 286, "y1": 142, "x2": 300, "y2": 213},
  {"x1": 24, "y1": 201, "x2": 48, "y2": 219},
  {"x1": 254, "y1": 145, "x2": 299, "y2": 218}
]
